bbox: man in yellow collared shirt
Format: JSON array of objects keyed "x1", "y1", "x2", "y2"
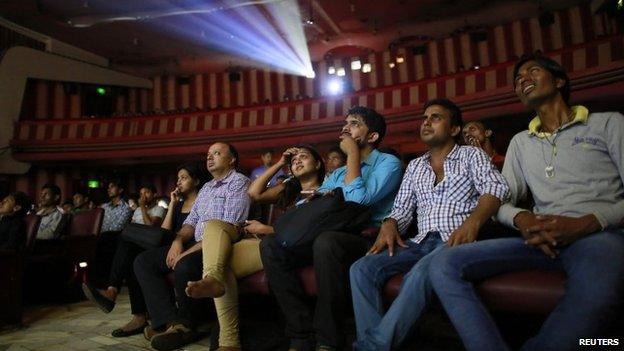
[{"x1": 429, "y1": 53, "x2": 624, "y2": 351}]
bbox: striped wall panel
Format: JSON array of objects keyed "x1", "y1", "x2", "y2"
[
  {"x1": 20, "y1": 4, "x2": 618, "y2": 120},
  {"x1": 13, "y1": 35, "x2": 624, "y2": 146}
]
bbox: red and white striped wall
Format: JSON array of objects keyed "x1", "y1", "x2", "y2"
[
  {"x1": 19, "y1": 4, "x2": 620, "y2": 120},
  {"x1": 14, "y1": 34, "x2": 624, "y2": 145}
]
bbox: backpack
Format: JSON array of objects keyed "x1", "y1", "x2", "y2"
[{"x1": 273, "y1": 188, "x2": 371, "y2": 249}]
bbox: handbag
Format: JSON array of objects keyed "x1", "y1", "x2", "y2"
[
  {"x1": 273, "y1": 188, "x2": 371, "y2": 249},
  {"x1": 120, "y1": 223, "x2": 173, "y2": 249}
]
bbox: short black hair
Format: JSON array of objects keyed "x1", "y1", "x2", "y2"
[
  {"x1": 227, "y1": 143, "x2": 240, "y2": 169},
  {"x1": 108, "y1": 180, "x2": 125, "y2": 191},
  {"x1": 11, "y1": 191, "x2": 32, "y2": 217},
  {"x1": 139, "y1": 183, "x2": 157, "y2": 194},
  {"x1": 42, "y1": 183, "x2": 61, "y2": 204},
  {"x1": 345, "y1": 106, "x2": 387, "y2": 147},
  {"x1": 513, "y1": 53, "x2": 570, "y2": 103},
  {"x1": 177, "y1": 162, "x2": 209, "y2": 188},
  {"x1": 327, "y1": 145, "x2": 347, "y2": 162},
  {"x1": 424, "y1": 98, "x2": 463, "y2": 130}
]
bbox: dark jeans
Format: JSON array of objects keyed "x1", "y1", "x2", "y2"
[
  {"x1": 134, "y1": 244, "x2": 211, "y2": 330},
  {"x1": 430, "y1": 230, "x2": 624, "y2": 351},
  {"x1": 260, "y1": 231, "x2": 371, "y2": 349},
  {"x1": 108, "y1": 238, "x2": 146, "y2": 315}
]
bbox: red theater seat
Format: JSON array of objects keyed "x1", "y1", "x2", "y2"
[
  {"x1": 24, "y1": 214, "x2": 41, "y2": 252},
  {"x1": 68, "y1": 208, "x2": 104, "y2": 237}
]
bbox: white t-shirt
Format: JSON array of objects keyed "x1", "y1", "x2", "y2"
[{"x1": 131, "y1": 205, "x2": 166, "y2": 225}]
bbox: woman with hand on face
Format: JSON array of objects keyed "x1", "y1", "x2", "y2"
[
  {"x1": 243, "y1": 145, "x2": 326, "y2": 235},
  {"x1": 185, "y1": 145, "x2": 325, "y2": 351},
  {"x1": 82, "y1": 163, "x2": 207, "y2": 338}
]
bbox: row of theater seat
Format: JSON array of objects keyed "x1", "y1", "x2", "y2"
[
  {"x1": 8, "y1": 206, "x2": 569, "y2": 327},
  {"x1": 0, "y1": 209, "x2": 105, "y2": 326}
]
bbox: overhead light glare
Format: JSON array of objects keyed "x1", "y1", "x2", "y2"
[
  {"x1": 351, "y1": 59, "x2": 362, "y2": 70},
  {"x1": 336, "y1": 67, "x2": 346, "y2": 76},
  {"x1": 362, "y1": 63, "x2": 372, "y2": 73}
]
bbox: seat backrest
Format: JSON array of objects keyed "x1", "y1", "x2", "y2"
[
  {"x1": 68, "y1": 208, "x2": 104, "y2": 237},
  {"x1": 24, "y1": 214, "x2": 41, "y2": 251}
]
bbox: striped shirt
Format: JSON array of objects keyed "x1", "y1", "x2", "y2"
[
  {"x1": 388, "y1": 144, "x2": 509, "y2": 243},
  {"x1": 183, "y1": 170, "x2": 251, "y2": 242}
]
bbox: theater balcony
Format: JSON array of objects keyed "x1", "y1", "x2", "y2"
[{"x1": 10, "y1": 35, "x2": 624, "y2": 170}]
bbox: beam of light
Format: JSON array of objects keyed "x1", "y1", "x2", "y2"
[
  {"x1": 164, "y1": 0, "x2": 314, "y2": 77},
  {"x1": 77, "y1": 0, "x2": 314, "y2": 78},
  {"x1": 68, "y1": 0, "x2": 284, "y2": 27}
]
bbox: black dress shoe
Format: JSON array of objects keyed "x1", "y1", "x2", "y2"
[
  {"x1": 111, "y1": 324, "x2": 147, "y2": 337},
  {"x1": 81, "y1": 283, "x2": 115, "y2": 313}
]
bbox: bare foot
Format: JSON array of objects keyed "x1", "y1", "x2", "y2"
[{"x1": 185, "y1": 277, "x2": 225, "y2": 298}]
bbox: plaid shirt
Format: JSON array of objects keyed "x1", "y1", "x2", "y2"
[
  {"x1": 388, "y1": 144, "x2": 509, "y2": 243},
  {"x1": 184, "y1": 170, "x2": 251, "y2": 242},
  {"x1": 101, "y1": 200, "x2": 133, "y2": 232}
]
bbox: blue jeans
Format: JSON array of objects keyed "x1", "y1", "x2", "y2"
[
  {"x1": 350, "y1": 232, "x2": 444, "y2": 351},
  {"x1": 429, "y1": 230, "x2": 624, "y2": 351}
]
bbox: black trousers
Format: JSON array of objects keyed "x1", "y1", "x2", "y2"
[
  {"x1": 134, "y1": 245, "x2": 212, "y2": 329},
  {"x1": 108, "y1": 238, "x2": 146, "y2": 315},
  {"x1": 260, "y1": 231, "x2": 371, "y2": 349}
]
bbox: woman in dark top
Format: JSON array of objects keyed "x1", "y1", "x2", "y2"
[
  {"x1": 82, "y1": 163, "x2": 206, "y2": 337},
  {"x1": 0, "y1": 192, "x2": 32, "y2": 251}
]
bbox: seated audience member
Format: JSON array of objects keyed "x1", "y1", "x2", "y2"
[
  {"x1": 350, "y1": 99, "x2": 509, "y2": 351},
  {"x1": 462, "y1": 120, "x2": 504, "y2": 163},
  {"x1": 131, "y1": 184, "x2": 166, "y2": 227},
  {"x1": 325, "y1": 146, "x2": 347, "y2": 180},
  {"x1": 185, "y1": 145, "x2": 326, "y2": 350},
  {"x1": 72, "y1": 191, "x2": 89, "y2": 213},
  {"x1": 260, "y1": 106, "x2": 403, "y2": 351},
  {"x1": 82, "y1": 164, "x2": 206, "y2": 337},
  {"x1": 62, "y1": 199, "x2": 74, "y2": 214},
  {"x1": 250, "y1": 149, "x2": 286, "y2": 187},
  {"x1": 430, "y1": 54, "x2": 624, "y2": 351},
  {"x1": 0, "y1": 191, "x2": 32, "y2": 250},
  {"x1": 134, "y1": 142, "x2": 250, "y2": 351},
  {"x1": 128, "y1": 195, "x2": 139, "y2": 212},
  {"x1": 101, "y1": 181, "x2": 133, "y2": 233},
  {"x1": 35, "y1": 184, "x2": 65, "y2": 240}
]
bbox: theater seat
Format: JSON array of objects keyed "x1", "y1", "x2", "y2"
[
  {"x1": 476, "y1": 270, "x2": 566, "y2": 315},
  {"x1": 66, "y1": 208, "x2": 105, "y2": 271},
  {"x1": 24, "y1": 214, "x2": 41, "y2": 252},
  {"x1": 382, "y1": 270, "x2": 566, "y2": 315},
  {"x1": 68, "y1": 208, "x2": 104, "y2": 237}
]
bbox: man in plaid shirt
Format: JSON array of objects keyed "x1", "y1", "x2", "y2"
[
  {"x1": 350, "y1": 98, "x2": 509, "y2": 351},
  {"x1": 133, "y1": 142, "x2": 250, "y2": 351}
]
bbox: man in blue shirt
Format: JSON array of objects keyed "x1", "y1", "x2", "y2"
[{"x1": 260, "y1": 106, "x2": 402, "y2": 351}]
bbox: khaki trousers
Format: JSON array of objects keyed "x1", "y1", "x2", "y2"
[{"x1": 201, "y1": 220, "x2": 263, "y2": 347}]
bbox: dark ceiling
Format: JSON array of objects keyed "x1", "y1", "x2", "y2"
[{"x1": 0, "y1": 0, "x2": 584, "y2": 76}]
